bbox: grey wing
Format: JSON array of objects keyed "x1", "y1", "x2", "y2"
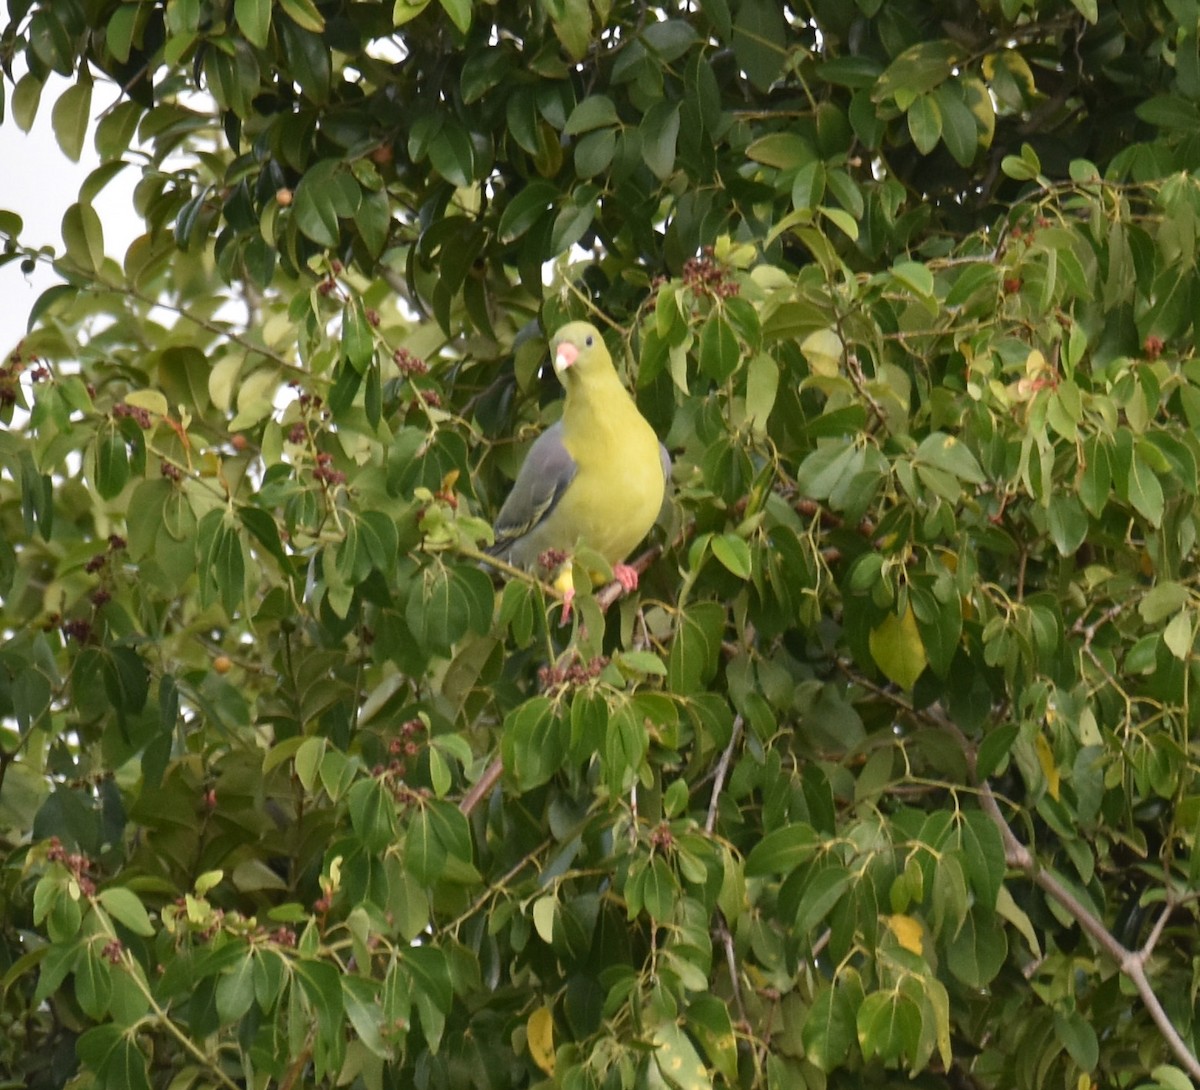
[
  {"x1": 658, "y1": 442, "x2": 672, "y2": 515},
  {"x1": 487, "y1": 421, "x2": 578, "y2": 559}
]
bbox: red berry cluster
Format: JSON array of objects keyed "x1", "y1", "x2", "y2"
[
  {"x1": 373, "y1": 719, "x2": 427, "y2": 781},
  {"x1": 1144, "y1": 335, "x2": 1165, "y2": 360},
  {"x1": 161, "y1": 462, "x2": 182, "y2": 481},
  {"x1": 317, "y1": 260, "x2": 345, "y2": 297},
  {"x1": 295, "y1": 389, "x2": 324, "y2": 413},
  {"x1": 46, "y1": 836, "x2": 96, "y2": 896},
  {"x1": 312, "y1": 451, "x2": 346, "y2": 486},
  {"x1": 538, "y1": 655, "x2": 610, "y2": 691},
  {"x1": 649, "y1": 821, "x2": 675, "y2": 851},
  {"x1": 102, "y1": 939, "x2": 124, "y2": 964},
  {"x1": 287, "y1": 421, "x2": 308, "y2": 443},
  {"x1": 62, "y1": 618, "x2": 93, "y2": 644},
  {"x1": 85, "y1": 533, "x2": 127, "y2": 575},
  {"x1": 683, "y1": 247, "x2": 740, "y2": 299},
  {"x1": 537, "y1": 548, "x2": 569, "y2": 572},
  {"x1": 394, "y1": 348, "x2": 429, "y2": 376},
  {"x1": 113, "y1": 402, "x2": 153, "y2": 428}
]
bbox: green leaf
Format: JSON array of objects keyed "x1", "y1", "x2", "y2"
[
  {"x1": 907, "y1": 94, "x2": 942, "y2": 154},
  {"x1": 1069, "y1": 0, "x2": 1098, "y2": 22},
  {"x1": 95, "y1": 425, "x2": 130, "y2": 500},
  {"x1": 687, "y1": 996, "x2": 738, "y2": 1084},
  {"x1": 12, "y1": 72, "x2": 43, "y2": 133},
  {"x1": 745, "y1": 824, "x2": 819, "y2": 876},
  {"x1": 98, "y1": 888, "x2": 155, "y2": 937},
  {"x1": 699, "y1": 311, "x2": 740, "y2": 381},
  {"x1": 652, "y1": 1021, "x2": 710, "y2": 1090},
  {"x1": 711, "y1": 533, "x2": 752, "y2": 579},
  {"x1": 958, "y1": 810, "x2": 1005, "y2": 908},
  {"x1": 75, "y1": 943, "x2": 113, "y2": 1020},
  {"x1": 803, "y1": 981, "x2": 859, "y2": 1072},
  {"x1": 745, "y1": 352, "x2": 779, "y2": 434},
  {"x1": 235, "y1": 0, "x2": 272, "y2": 48},
  {"x1": 394, "y1": 0, "x2": 431, "y2": 24},
  {"x1": 428, "y1": 119, "x2": 475, "y2": 186},
  {"x1": 856, "y1": 988, "x2": 921, "y2": 1065},
  {"x1": 874, "y1": 41, "x2": 962, "y2": 102},
  {"x1": 342, "y1": 298, "x2": 375, "y2": 372},
  {"x1": 1151, "y1": 1066, "x2": 1197, "y2": 1090},
  {"x1": 574, "y1": 127, "x2": 616, "y2": 177},
  {"x1": 746, "y1": 132, "x2": 814, "y2": 170},
  {"x1": 1127, "y1": 450, "x2": 1165, "y2": 526},
  {"x1": 216, "y1": 948, "x2": 256, "y2": 1023},
  {"x1": 564, "y1": 95, "x2": 619, "y2": 134},
  {"x1": 52, "y1": 79, "x2": 92, "y2": 162},
  {"x1": 498, "y1": 180, "x2": 557, "y2": 242},
  {"x1": 915, "y1": 432, "x2": 985, "y2": 483},
  {"x1": 551, "y1": 197, "x2": 596, "y2": 254},
  {"x1": 1164, "y1": 610, "x2": 1193, "y2": 660},
  {"x1": 500, "y1": 697, "x2": 563, "y2": 791},
  {"x1": 946, "y1": 908, "x2": 1007, "y2": 987},
  {"x1": 1139, "y1": 581, "x2": 1189, "y2": 624},
  {"x1": 294, "y1": 160, "x2": 359, "y2": 247},
  {"x1": 1046, "y1": 494, "x2": 1087, "y2": 556},
  {"x1": 794, "y1": 864, "x2": 852, "y2": 936},
  {"x1": 668, "y1": 601, "x2": 725, "y2": 694},
  {"x1": 62, "y1": 201, "x2": 105, "y2": 272},
  {"x1": 642, "y1": 857, "x2": 677, "y2": 921},
  {"x1": 732, "y1": 0, "x2": 786, "y2": 91},
  {"x1": 890, "y1": 260, "x2": 934, "y2": 299},
  {"x1": 546, "y1": 0, "x2": 592, "y2": 61},
  {"x1": 935, "y1": 81, "x2": 980, "y2": 166},
  {"x1": 437, "y1": 0, "x2": 472, "y2": 33},
  {"x1": 869, "y1": 607, "x2": 928, "y2": 691},
  {"x1": 279, "y1": 0, "x2": 325, "y2": 31},
  {"x1": 640, "y1": 100, "x2": 681, "y2": 179}
]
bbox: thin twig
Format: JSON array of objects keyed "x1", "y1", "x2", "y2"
[
  {"x1": 460, "y1": 756, "x2": 504, "y2": 816},
  {"x1": 1139, "y1": 903, "x2": 1174, "y2": 963},
  {"x1": 595, "y1": 543, "x2": 664, "y2": 612},
  {"x1": 715, "y1": 912, "x2": 749, "y2": 1027},
  {"x1": 705, "y1": 715, "x2": 744, "y2": 835}
]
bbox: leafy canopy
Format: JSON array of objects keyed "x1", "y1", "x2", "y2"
[{"x1": 5, "y1": 1, "x2": 1200, "y2": 1089}]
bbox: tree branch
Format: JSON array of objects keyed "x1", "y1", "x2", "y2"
[{"x1": 932, "y1": 707, "x2": 1200, "y2": 1081}]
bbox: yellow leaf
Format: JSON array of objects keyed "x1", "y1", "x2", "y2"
[
  {"x1": 527, "y1": 1006, "x2": 555, "y2": 1076},
  {"x1": 886, "y1": 913, "x2": 924, "y2": 955},
  {"x1": 1035, "y1": 733, "x2": 1060, "y2": 800},
  {"x1": 800, "y1": 328, "x2": 843, "y2": 378},
  {"x1": 868, "y1": 606, "x2": 928, "y2": 691}
]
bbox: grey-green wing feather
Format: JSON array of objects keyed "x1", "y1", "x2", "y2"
[{"x1": 488, "y1": 421, "x2": 578, "y2": 560}]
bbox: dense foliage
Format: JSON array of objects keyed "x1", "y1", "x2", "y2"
[{"x1": 5, "y1": 0, "x2": 1200, "y2": 1088}]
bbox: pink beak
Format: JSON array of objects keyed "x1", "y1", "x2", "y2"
[{"x1": 553, "y1": 341, "x2": 579, "y2": 374}]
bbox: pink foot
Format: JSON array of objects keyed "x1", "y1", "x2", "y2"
[
  {"x1": 559, "y1": 586, "x2": 576, "y2": 625},
  {"x1": 612, "y1": 563, "x2": 639, "y2": 593}
]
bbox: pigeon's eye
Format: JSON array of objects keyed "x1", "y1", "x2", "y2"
[{"x1": 585, "y1": 335, "x2": 594, "y2": 347}]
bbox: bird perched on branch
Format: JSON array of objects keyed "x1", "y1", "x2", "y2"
[{"x1": 487, "y1": 321, "x2": 670, "y2": 618}]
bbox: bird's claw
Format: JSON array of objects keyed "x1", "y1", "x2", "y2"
[{"x1": 612, "y1": 563, "x2": 639, "y2": 593}]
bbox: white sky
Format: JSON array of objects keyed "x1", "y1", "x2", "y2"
[{"x1": 0, "y1": 76, "x2": 140, "y2": 354}]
